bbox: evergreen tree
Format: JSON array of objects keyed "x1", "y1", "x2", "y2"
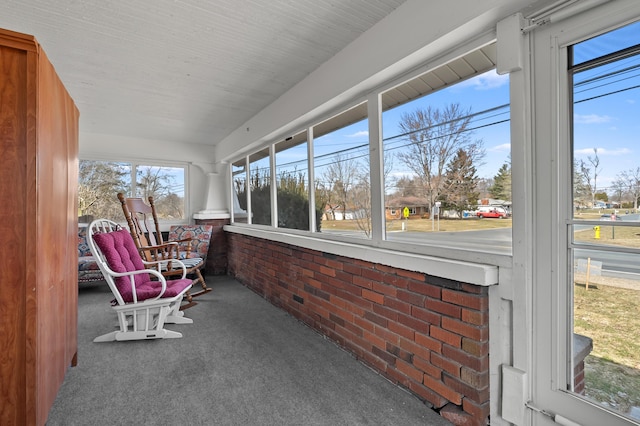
[
  {"x1": 441, "y1": 149, "x2": 479, "y2": 218},
  {"x1": 490, "y1": 162, "x2": 511, "y2": 200},
  {"x1": 237, "y1": 169, "x2": 322, "y2": 230}
]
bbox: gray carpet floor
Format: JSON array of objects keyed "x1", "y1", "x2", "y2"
[{"x1": 47, "y1": 276, "x2": 451, "y2": 425}]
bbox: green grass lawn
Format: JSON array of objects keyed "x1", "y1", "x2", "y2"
[{"x1": 575, "y1": 284, "x2": 640, "y2": 413}]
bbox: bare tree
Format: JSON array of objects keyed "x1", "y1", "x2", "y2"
[
  {"x1": 137, "y1": 166, "x2": 182, "y2": 219},
  {"x1": 78, "y1": 160, "x2": 129, "y2": 221},
  {"x1": 613, "y1": 167, "x2": 640, "y2": 211},
  {"x1": 578, "y1": 148, "x2": 601, "y2": 207},
  {"x1": 322, "y1": 152, "x2": 359, "y2": 220},
  {"x1": 351, "y1": 171, "x2": 372, "y2": 237},
  {"x1": 396, "y1": 103, "x2": 485, "y2": 208},
  {"x1": 353, "y1": 150, "x2": 396, "y2": 236}
]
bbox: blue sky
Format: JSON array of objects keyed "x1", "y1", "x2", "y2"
[
  {"x1": 306, "y1": 69, "x2": 512, "y2": 184},
  {"x1": 572, "y1": 21, "x2": 640, "y2": 192},
  {"x1": 381, "y1": 70, "x2": 511, "y2": 181},
  {"x1": 271, "y1": 21, "x2": 640, "y2": 197}
]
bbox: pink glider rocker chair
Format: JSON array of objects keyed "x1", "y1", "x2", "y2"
[{"x1": 87, "y1": 219, "x2": 193, "y2": 342}]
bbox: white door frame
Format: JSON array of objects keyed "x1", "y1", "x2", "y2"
[{"x1": 530, "y1": 1, "x2": 640, "y2": 425}]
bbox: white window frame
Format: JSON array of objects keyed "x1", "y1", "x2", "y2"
[
  {"x1": 227, "y1": 32, "x2": 514, "y2": 270},
  {"x1": 531, "y1": 2, "x2": 640, "y2": 425}
]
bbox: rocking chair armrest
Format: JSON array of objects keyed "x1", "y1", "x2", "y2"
[
  {"x1": 138, "y1": 241, "x2": 181, "y2": 260},
  {"x1": 144, "y1": 258, "x2": 188, "y2": 279},
  {"x1": 169, "y1": 238, "x2": 194, "y2": 257},
  {"x1": 172, "y1": 237, "x2": 193, "y2": 244},
  {"x1": 109, "y1": 268, "x2": 168, "y2": 302},
  {"x1": 138, "y1": 241, "x2": 179, "y2": 251}
]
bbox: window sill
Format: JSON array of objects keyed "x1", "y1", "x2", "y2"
[{"x1": 225, "y1": 224, "x2": 504, "y2": 286}]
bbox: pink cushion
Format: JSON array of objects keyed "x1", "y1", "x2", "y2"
[
  {"x1": 93, "y1": 229, "x2": 191, "y2": 303},
  {"x1": 120, "y1": 278, "x2": 193, "y2": 303}
]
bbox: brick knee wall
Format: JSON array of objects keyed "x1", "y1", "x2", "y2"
[
  {"x1": 227, "y1": 232, "x2": 490, "y2": 426},
  {"x1": 195, "y1": 218, "x2": 229, "y2": 275}
]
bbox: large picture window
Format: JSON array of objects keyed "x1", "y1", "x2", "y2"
[
  {"x1": 275, "y1": 132, "x2": 317, "y2": 231},
  {"x1": 313, "y1": 103, "x2": 371, "y2": 239},
  {"x1": 248, "y1": 148, "x2": 271, "y2": 226},
  {"x1": 228, "y1": 44, "x2": 515, "y2": 258},
  {"x1": 78, "y1": 159, "x2": 186, "y2": 223},
  {"x1": 381, "y1": 51, "x2": 511, "y2": 253}
]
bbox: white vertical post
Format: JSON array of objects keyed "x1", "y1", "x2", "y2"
[
  {"x1": 245, "y1": 155, "x2": 252, "y2": 224},
  {"x1": 368, "y1": 93, "x2": 385, "y2": 241},
  {"x1": 307, "y1": 127, "x2": 317, "y2": 232},
  {"x1": 270, "y1": 144, "x2": 277, "y2": 228}
]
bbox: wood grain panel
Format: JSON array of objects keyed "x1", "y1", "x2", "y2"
[
  {"x1": 0, "y1": 28, "x2": 78, "y2": 426},
  {"x1": 0, "y1": 42, "x2": 28, "y2": 426}
]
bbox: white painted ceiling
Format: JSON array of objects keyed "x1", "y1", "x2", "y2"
[{"x1": 1, "y1": 0, "x2": 407, "y2": 146}]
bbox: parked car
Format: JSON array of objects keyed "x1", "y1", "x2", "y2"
[{"x1": 476, "y1": 206, "x2": 508, "y2": 219}]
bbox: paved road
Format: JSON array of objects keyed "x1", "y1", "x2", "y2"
[
  {"x1": 386, "y1": 228, "x2": 512, "y2": 253},
  {"x1": 325, "y1": 226, "x2": 640, "y2": 281}
]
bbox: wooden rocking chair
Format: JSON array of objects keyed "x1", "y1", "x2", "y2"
[
  {"x1": 117, "y1": 193, "x2": 212, "y2": 307},
  {"x1": 86, "y1": 219, "x2": 193, "y2": 342}
]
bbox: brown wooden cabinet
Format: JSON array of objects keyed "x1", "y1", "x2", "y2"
[{"x1": 0, "y1": 28, "x2": 79, "y2": 426}]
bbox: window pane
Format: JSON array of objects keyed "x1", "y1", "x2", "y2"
[
  {"x1": 275, "y1": 132, "x2": 315, "y2": 231},
  {"x1": 571, "y1": 247, "x2": 640, "y2": 415},
  {"x1": 381, "y1": 63, "x2": 511, "y2": 253},
  {"x1": 78, "y1": 160, "x2": 131, "y2": 222},
  {"x1": 570, "y1": 21, "x2": 640, "y2": 419},
  {"x1": 249, "y1": 148, "x2": 271, "y2": 226},
  {"x1": 572, "y1": 20, "x2": 640, "y2": 67},
  {"x1": 135, "y1": 165, "x2": 186, "y2": 220},
  {"x1": 313, "y1": 103, "x2": 371, "y2": 239},
  {"x1": 574, "y1": 223, "x2": 640, "y2": 250},
  {"x1": 232, "y1": 159, "x2": 248, "y2": 223}
]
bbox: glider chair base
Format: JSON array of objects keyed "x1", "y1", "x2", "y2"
[
  {"x1": 94, "y1": 299, "x2": 193, "y2": 342},
  {"x1": 94, "y1": 329, "x2": 183, "y2": 342}
]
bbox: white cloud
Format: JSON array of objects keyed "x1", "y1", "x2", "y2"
[
  {"x1": 348, "y1": 130, "x2": 368, "y2": 138},
  {"x1": 460, "y1": 70, "x2": 509, "y2": 91},
  {"x1": 574, "y1": 114, "x2": 613, "y2": 124},
  {"x1": 489, "y1": 143, "x2": 510, "y2": 152}
]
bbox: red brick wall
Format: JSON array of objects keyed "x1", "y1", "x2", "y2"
[
  {"x1": 227, "y1": 232, "x2": 490, "y2": 426},
  {"x1": 574, "y1": 360, "x2": 586, "y2": 395},
  {"x1": 195, "y1": 218, "x2": 229, "y2": 275}
]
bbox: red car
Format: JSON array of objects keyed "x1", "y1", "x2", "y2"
[{"x1": 476, "y1": 207, "x2": 508, "y2": 219}]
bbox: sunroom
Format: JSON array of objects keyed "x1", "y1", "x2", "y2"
[{"x1": 3, "y1": 1, "x2": 640, "y2": 425}]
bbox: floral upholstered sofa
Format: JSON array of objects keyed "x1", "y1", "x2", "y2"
[{"x1": 78, "y1": 225, "x2": 104, "y2": 283}]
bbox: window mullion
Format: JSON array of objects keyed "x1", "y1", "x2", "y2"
[
  {"x1": 308, "y1": 127, "x2": 316, "y2": 232},
  {"x1": 368, "y1": 93, "x2": 384, "y2": 242},
  {"x1": 270, "y1": 144, "x2": 277, "y2": 228}
]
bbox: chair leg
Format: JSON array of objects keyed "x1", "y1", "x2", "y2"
[
  {"x1": 189, "y1": 268, "x2": 212, "y2": 298},
  {"x1": 167, "y1": 297, "x2": 193, "y2": 324},
  {"x1": 179, "y1": 290, "x2": 198, "y2": 310}
]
